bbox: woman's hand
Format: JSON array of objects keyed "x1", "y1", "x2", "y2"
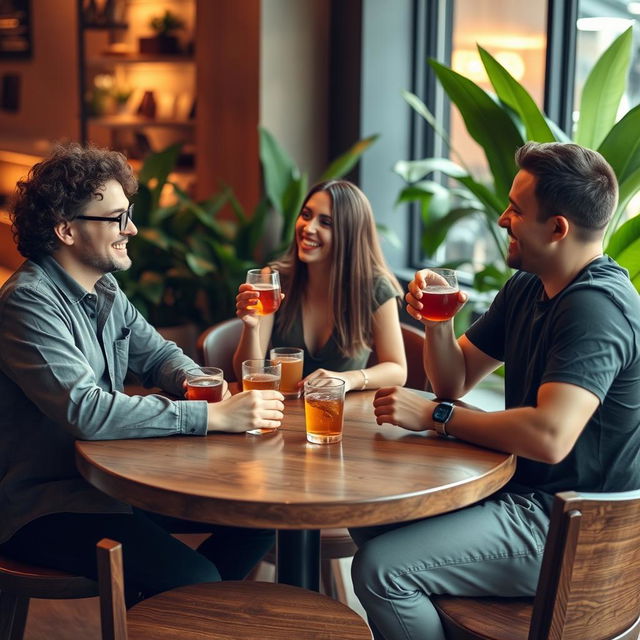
[
  {"x1": 300, "y1": 368, "x2": 355, "y2": 393},
  {"x1": 372, "y1": 386, "x2": 433, "y2": 431},
  {"x1": 236, "y1": 283, "x2": 261, "y2": 328}
]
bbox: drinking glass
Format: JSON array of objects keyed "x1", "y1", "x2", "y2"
[
  {"x1": 270, "y1": 347, "x2": 304, "y2": 398},
  {"x1": 304, "y1": 377, "x2": 346, "y2": 444},
  {"x1": 246, "y1": 269, "x2": 281, "y2": 315},
  {"x1": 420, "y1": 268, "x2": 459, "y2": 322},
  {"x1": 185, "y1": 367, "x2": 224, "y2": 402},
  {"x1": 242, "y1": 359, "x2": 282, "y2": 435}
]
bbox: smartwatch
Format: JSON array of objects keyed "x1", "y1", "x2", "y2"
[{"x1": 432, "y1": 401, "x2": 455, "y2": 436}]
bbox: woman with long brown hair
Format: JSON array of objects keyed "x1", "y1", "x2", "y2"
[{"x1": 232, "y1": 180, "x2": 407, "y2": 392}]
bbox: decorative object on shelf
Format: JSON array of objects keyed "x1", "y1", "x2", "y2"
[
  {"x1": 87, "y1": 73, "x2": 114, "y2": 116},
  {"x1": 139, "y1": 9, "x2": 185, "y2": 55},
  {"x1": 112, "y1": 83, "x2": 133, "y2": 114},
  {"x1": 137, "y1": 90, "x2": 157, "y2": 119}
]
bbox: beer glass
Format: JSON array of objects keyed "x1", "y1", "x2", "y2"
[
  {"x1": 185, "y1": 367, "x2": 224, "y2": 402},
  {"x1": 270, "y1": 347, "x2": 304, "y2": 398},
  {"x1": 246, "y1": 269, "x2": 281, "y2": 315},
  {"x1": 242, "y1": 359, "x2": 282, "y2": 435},
  {"x1": 420, "y1": 268, "x2": 459, "y2": 322},
  {"x1": 304, "y1": 377, "x2": 346, "y2": 444}
]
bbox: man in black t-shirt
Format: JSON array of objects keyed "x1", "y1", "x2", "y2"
[{"x1": 350, "y1": 142, "x2": 640, "y2": 640}]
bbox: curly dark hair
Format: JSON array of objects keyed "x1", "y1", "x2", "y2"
[{"x1": 11, "y1": 142, "x2": 138, "y2": 259}]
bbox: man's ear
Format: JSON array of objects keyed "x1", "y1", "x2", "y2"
[
  {"x1": 53, "y1": 220, "x2": 75, "y2": 247},
  {"x1": 550, "y1": 215, "x2": 570, "y2": 242}
]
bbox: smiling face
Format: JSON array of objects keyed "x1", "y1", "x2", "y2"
[
  {"x1": 498, "y1": 169, "x2": 555, "y2": 273},
  {"x1": 69, "y1": 179, "x2": 137, "y2": 284},
  {"x1": 295, "y1": 190, "x2": 333, "y2": 266}
]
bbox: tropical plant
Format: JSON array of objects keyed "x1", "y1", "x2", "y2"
[
  {"x1": 394, "y1": 27, "x2": 640, "y2": 293},
  {"x1": 115, "y1": 129, "x2": 378, "y2": 328}
]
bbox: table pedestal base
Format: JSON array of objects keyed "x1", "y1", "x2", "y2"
[{"x1": 276, "y1": 530, "x2": 321, "y2": 591}]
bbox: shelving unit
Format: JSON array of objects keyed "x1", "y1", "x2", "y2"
[{"x1": 76, "y1": 0, "x2": 196, "y2": 174}]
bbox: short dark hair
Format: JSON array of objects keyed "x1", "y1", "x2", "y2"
[
  {"x1": 11, "y1": 143, "x2": 137, "y2": 259},
  {"x1": 515, "y1": 142, "x2": 618, "y2": 240}
]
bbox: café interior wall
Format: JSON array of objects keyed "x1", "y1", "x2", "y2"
[
  {"x1": 260, "y1": 0, "x2": 330, "y2": 182},
  {"x1": 0, "y1": 0, "x2": 79, "y2": 143}
]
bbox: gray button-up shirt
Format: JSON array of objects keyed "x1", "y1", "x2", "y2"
[{"x1": 0, "y1": 255, "x2": 208, "y2": 543}]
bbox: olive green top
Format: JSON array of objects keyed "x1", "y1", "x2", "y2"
[{"x1": 271, "y1": 276, "x2": 398, "y2": 377}]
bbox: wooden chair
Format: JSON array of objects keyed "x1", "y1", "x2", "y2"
[
  {"x1": 0, "y1": 553, "x2": 98, "y2": 639},
  {"x1": 432, "y1": 489, "x2": 640, "y2": 640},
  {"x1": 97, "y1": 538, "x2": 371, "y2": 640}
]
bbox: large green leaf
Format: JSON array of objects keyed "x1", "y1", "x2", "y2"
[
  {"x1": 279, "y1": 173, "x2": 308, "y2": 247},
  {"x1": 259, "y1": 127, "x2": 298, "y2": 215},
  {"x1": 422, "y1": 207, "x2": 479, "y2": 256},
  {"x1": 319, "y1": 134, "x2": 379, "y2": 181},
  {"x1": 575, "y1": 27, "x2": 633, "y2": 149},
  {"x1": 478, "y1": 46, "x2": 555, "y2": 143},
  {"x1": 429, "y1": 59, "x2": 523, "y2": 202},
  {"x1": 605, "y1": 212, "x2": 640, "y2": 259},
  {"x1": 597, "y1": 103, "x2": 640, "y2": 184},
  {"x1": 394, "y1": 158, "x2": 468, "y2": 183},
  {"x1": 138, "y1": 143, "x2": 182, "y2": 193}
]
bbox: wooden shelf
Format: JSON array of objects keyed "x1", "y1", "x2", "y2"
[
  {"x1": 88, "y1": 116, "x2": 195, "y2": 130},
  {"x1": 86, "y1": 54, "x2": 194, "y2": 66}
]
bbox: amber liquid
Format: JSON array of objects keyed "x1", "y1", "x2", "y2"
[
  {"x1": 186, "y1": 378, "x2": 223, "y2": 402},
  {"x1": 251, "y1": 283, "x2": 281, "y2": 315},
  {"x1": 242, "y1": 373, "x2": 281, "y2": 391},
  {"x1": 421, "y1": 287, "x2": 459, "y2": 321},
  {"x1": 305, "y1": 397, "x2": 344, "y2": 444},
  {"x1": 274, "y1": 356, "x2": 303, "y2": 396}
]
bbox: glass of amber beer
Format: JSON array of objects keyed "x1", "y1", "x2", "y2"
[
  {"x1": 246, "y1": 269, "x2": 281, "y2": 315},
  {"x1": 420, "y1": 268, "x2": 459, "y2": 322},
  {"x1": 304, "y1": 377, "x2": 346, "y2": 444},
  {"x1": 185, "y1": 367, "x2": 224, "y2": 402},
  {"x1": 242, "y1": 359, "x2": 282, "y2": 435},
  {"x1": 270, "y1": 347, "x2": 304, "y2": 398}
]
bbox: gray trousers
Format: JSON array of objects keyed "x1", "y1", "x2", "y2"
[{"x1": 349, "y1": 491, "x2": 549, "y2": 640}]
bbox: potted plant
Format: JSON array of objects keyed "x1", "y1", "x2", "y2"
[
  {"x1": 395, "y1": 27, "x2": 640, "y2": 295},
  {"x1": 139, "y1": 10, "x2": 185, "y2": 55},
  {"x1": 115, "y1": 130, "x2": 379, "y2": 355}
]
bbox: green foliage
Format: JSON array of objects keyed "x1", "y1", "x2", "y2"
[
  {"x1": 115, "y1": 130, "x2": 378, "y2": 327},
  {"x1": 396, "y1": 27, "x2": 640, "y2": 293},
  {"x1": 149, "y1": 10, "x2": 184, "y2": 35}
]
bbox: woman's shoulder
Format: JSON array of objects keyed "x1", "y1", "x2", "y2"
[{"x1": 372, "y1": 273, "x2": 401, "y2": 309}]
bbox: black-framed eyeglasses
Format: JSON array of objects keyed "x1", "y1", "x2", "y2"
[{"x1": 75, "y1": 203, "x2": 134, "y2": 233}]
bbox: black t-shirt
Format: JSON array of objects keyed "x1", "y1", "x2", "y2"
[{"x1": 466, "y1": 256, "x2": 640, "y2": 506}]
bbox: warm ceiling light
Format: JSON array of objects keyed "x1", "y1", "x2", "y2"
[
  {"x1": 495, "y1": 51, "x2": 525, "y2": 81},
  {"x1": 577, "y1": 17, "x2": 635, "y2": 31},
  {"x1": 452, "y1": 49, "x2": 526, "y2": 83}
]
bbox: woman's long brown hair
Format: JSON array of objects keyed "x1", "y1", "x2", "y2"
[{"x1": 273, "y1": 180, "x2": 402, "y2": 357}]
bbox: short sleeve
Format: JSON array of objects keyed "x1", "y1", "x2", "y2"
[
  {"x1": 372, "y1": 276, "x2": 399, "y2": 312},
  {"x1": 542, "y1": 289, "x2": 633, "y2": 402}
]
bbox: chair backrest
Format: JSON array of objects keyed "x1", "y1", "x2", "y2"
[
  {"x1": 96, "y1": 539, "x2": 128, "y2": 640},
  {"x1": 196, "y1": 317, "x2": 243, "y2": 382},
  {"x1": 529, "y1": 489, "x2": 640, "y2": 640},
  {"x1": 401, "y1": 322, "x2": 428, "y2": 391}
]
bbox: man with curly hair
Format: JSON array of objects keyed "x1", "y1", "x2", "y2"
[{"x1": 0, "y1": 143, "x2": 282, "y2": 603}]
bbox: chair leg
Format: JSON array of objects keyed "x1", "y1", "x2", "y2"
[
  {"x1": 330, "y1": 558, "x2": 349, "y2": 605},
  {"x1": 0, "y1": 592, "x2": 29, "y2": 640}
]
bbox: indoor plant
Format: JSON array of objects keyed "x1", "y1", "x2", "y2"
[
  {"x1": 115, "y1": 129, "x2": 379, "y2": 333},
  {"x1": 139, "y1": 10, "x2": 185, "y2": 55},
  {"x1": 394, "y1": 27, "x2": 640, "y2": 294}
]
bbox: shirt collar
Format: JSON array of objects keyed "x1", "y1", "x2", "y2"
[{"x1": 34, "y1": 254, "x2": 116, "y2": 304}]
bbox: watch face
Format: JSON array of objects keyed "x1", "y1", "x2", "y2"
[{"x1": 433, "y1": 403, "x2": 454, "y2": 423}]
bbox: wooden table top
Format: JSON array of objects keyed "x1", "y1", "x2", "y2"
[{"x1": 76, "y1": 390, "x2": 515, "y2": 529}]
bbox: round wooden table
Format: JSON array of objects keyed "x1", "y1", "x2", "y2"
[{"x1": 76, "y1": 389, "x2": 515, "y2": 590}]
